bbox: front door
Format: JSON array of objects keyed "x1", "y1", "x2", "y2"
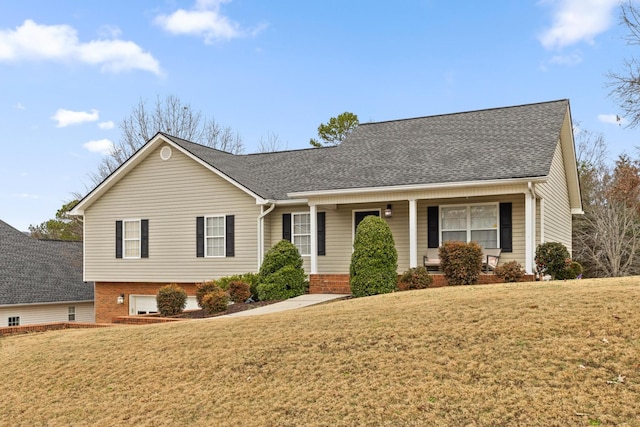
[{"x1": 354, "y1": 210, "x2": 380, "y2": 232}]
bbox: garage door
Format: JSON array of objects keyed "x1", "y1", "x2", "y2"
[{"x1": 130, "y1": 295, "x2": 199, "y2": 315}]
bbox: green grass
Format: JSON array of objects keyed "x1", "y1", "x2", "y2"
[{"x1": 1, "y1": 277, "x2": 639, "y2": 426}]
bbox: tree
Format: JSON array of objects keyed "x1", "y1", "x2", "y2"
[
  {"x1": 29, "y1": 200, "x2": 82, "y2": 241},
  {"x1": 309, "y1": 112, "x2": 359, "y2": 147},
  {"x1": 90, "y1": 95, "x2": 244, "y2": 185},
  {"x1": 608, "y1": 2, "x2": 640, "y2": 127},
  {"x1": 256, "y1": 132, "x2": 287, "y2": 153}
]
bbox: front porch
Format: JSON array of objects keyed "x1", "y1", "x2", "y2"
[{"x1": 309, "y1": 273, "x2": 536, "y2": 294}]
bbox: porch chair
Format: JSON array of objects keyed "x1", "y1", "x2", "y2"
[
  {"x1": 482, "y1": 248, "x2": 502, "y2": 273},
  {"x1": 423, "y1": 248, "x2": 441, "y2": 271}
]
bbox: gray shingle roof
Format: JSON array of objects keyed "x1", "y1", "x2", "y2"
[
  {"x1": 165, "y1": 99, "x2": 570, "y2": 200},
  {"x1": 0, "y1": 220, "x2": 93, "y2": 305}
]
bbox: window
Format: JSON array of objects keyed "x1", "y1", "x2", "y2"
[
  {"x1": 292, "y1": 213, "x2": 311, "y2": 256},
  {"x1": 68, "y1": 306, "x2": 76, "y2": 322},
  {"x1": 8, "y1": 316, "x2": 19, "y2": 326},
  {"x1": 123, "y1": 220, "x2": 141, "y2": 258},
  {"x1": 205, "y1": 216, "x2": 225, "y2": 257},
  {"x1": 441, "y1": 204, "x2": 498, "y2": 248}
]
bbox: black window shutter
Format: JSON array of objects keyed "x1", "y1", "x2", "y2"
[
  {"x1": 141, "y1": 219, "x2": 149, "y2": 258},
  {"x1": 427, "y1": 206, "x2": 439, "y2": 248},
  {"x1": 499, "y1": 202, "x2": 513, "y2": 252},
  {"x1": 225, "y1": 215, "x2": 235, "y2": 257},
  {"x1": 196, "y1": 216, "x2": 204, "y2": 258},
  {"x1": 282, "y1": 213, "x2": 292, "y2": 241},
  {"x1": 317, "y1": 212, "x2": 326, "y2": 256},
  {"x1": 115, "y1": 220, "x2": 123, "y2": 258}
]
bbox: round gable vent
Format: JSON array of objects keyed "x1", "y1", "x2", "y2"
[{"x1": 160, "y1": 146, "x2": 172, "y2": 161}]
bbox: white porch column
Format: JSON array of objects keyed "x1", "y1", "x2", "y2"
[
  {"x1": 524, "y1": 191, "x2": 534, "y2": 274},
  {"x1": 409, "y1": 199, "x2": 418, "y2": 268},
  {"x1": 310, "y1": 204, "x2": 317, "y2": 274}
]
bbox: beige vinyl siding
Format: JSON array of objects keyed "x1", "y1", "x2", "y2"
[
  {"x1": 0, "y1": 302, "x2": 94, "y2": 326},
  {"x1": 84, "y1": 144, "x2": 261, "y2": 282},
  {"x1": 535, "y1": 141, "x2": 573, "y2": 253}
]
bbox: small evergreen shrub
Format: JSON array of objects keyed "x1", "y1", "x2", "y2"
[
  {"x1": 196, "y1": 280, "x2": 218, "y2": 308},
  {"x1": 439, "y1": 241, "x2": 483, "y2": 285},
  {"x1": 257, "y1": 240, "x2": 307, "y2": 301},
  {"x1": 218, "y1": 273, "x2": 260, "y2": 300},
  {"x1": 257, "y1": 265, "x2": 307, "y2": 301},
  {"x1": 228, "y1": 280, "x2": 251, "y2": 303},
  {"x1": 349, "y1": 216, "x2": 398, "y2": 297},
  {"x1": 556, "y1": 261, "x2": 583, "y2": 280},
  {"x1": 398, "y1": 266, "x2": 433, "y2": 291},
  {"x1": 201, "y1": 287, "x2": 230, "y2": 314},
  {"x1": 494, "y1": 260, "x2": 525, "y2": 283},
  {"x1": 535, "y1": 242, "x2": 571, "y2": 279},
  {"x1": 156, "y1": 284, "x2": 187, "y2": 316}
]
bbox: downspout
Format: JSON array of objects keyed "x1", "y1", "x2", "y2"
[
  {"x1": 527, "y1": 182, "x2": 537, "y2": 276},
  {"x1": 257, "y1": 202, "x2": 276, "y2": 269}
]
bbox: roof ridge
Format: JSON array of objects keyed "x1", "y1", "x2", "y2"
[{"x1": 359, "y1": 99, "x2": 569, "y2": 127}]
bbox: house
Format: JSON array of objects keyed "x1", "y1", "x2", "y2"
[
  {"x1": 71, "y1": 99, "x2": 582, "y2": 323},
  {"x1": 0, "y1": 220, "x2": 94, "y2": 326}
]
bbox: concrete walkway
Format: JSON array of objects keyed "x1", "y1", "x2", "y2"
[{"x1": 220, "y1": 294, "x2": 349, "y2": 318}]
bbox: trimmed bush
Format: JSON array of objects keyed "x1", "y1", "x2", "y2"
[
  {"x1": 257, "y1": 240, "x2": 307, "y2": 301},
  {"x1": 398, "y1": 267, "x2": 433, "y2": 291},
  {"x1": 218, "y1": 273, "x2": 260, "y2": 300},
  {"x1": 535, "y1": 242, "x2": 570, "y2": 280},
  {"x1": 195, "y1": 280, "x2": 218, "y2": 308},
  {"x1": 556, "y1": 261, "x2": 583, "y2": 280},
  {"x1": 201, "y1": 287, "x2": 230, "y2": 314},
  {"x1": 156, "y1": 284, "x2": 187, "y2": 316},
  {"x1": 228, "y1": 280, "x2": 251, "y2": 303},
  {"x1": 257, "y1": 265, "x2": 307, "y2": 301},
  {"x1": 349, "y1": 215, "x2": 398, "y2": 297},
  {"x1": 439, "y1": 241, "x2": 483, "y2": 285},
  {"x1": 494, "y1": 260, "x2": 525, "y2": 283}
]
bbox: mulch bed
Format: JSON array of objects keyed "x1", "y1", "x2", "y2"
[{"x1": 160, "y1": 300, "x2": 281, "y2": 319}]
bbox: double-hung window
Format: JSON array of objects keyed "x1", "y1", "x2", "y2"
[
  {"x1": 441, "y1": 204, "x2": 498, "y2": 248},
  {"x1": 123, "y1": 220, "x2": 141, "y2": 258},
  {"x1": 205, "y1": 216, "x2": 225, "y2": 257},
  {"x1": 8, "y1": 316, "x2": 19, "y2": 326},
  {"x1": 68, "y1": 306, "x2": 76, "y2": 322},
  {"x1": 292, "y1": 213, "x2": 311, "y2": 256}
]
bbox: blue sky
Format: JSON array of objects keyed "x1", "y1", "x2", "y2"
[{"x1": 0, "y1": 0, "x2": 637, "y2": 231}]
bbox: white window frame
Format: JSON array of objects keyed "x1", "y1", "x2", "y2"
[
  {"x1": 440, "y1": 203, "x2": 500, "y2": 248},
  {"x1": 204, "y1": 215, "x2": 226, "y2": 258},
  {"x1": 68, "y1": 306, "x2": 76, "y2": 322},
  {"x1": 292, "y1": 212, "x2": 311, "y2": 257},
  {"x1": 123, "y1": 219, "x2": 141, "y2": 259},
  {"x1": 8, "y1": 316, "x2": 20, "y2": 326}
]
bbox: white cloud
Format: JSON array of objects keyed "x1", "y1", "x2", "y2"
[
  {"x1": 0, "y1": 19, "x2": 161, "y2": 75},
  {"x1": 549, "y1": 51, "x2": 583, "y2": 66},
  {"x1": 598, "y1": 113, "x2": 627, "y2": 125},
  {"x1": 14, "y1": 102, "x2": 25, "y2": 110},
  {"x1": 51, "y1": 108, "x2": 99, "y2": 127},
  {"x1": 154, "y1": 0, "x2": 266, "y2": 43},
  {"x1": 83, "y1": 138, "x2": 114, "y2": 155},
  {"x1": 13, "y1": 193, "x2": 39, "y2": 199},
  {"x1": 98, "y1": 120, "x2": 115, "y2": 130},
  {"x1": 538, "y1": 0, "x2": 619, "y2": 50}
]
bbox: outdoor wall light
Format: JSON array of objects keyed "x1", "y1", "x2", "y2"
[
  {"x1": 117, "y1": 294, "x2": 125, "y2": 304},
  {"x1": 384, "y1": 204, "x2": 393, "y2": 218}
]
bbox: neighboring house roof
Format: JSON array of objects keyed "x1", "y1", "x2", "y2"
[
  {"x1": 0, "y1": 220, "x2": 93, "y2": 305},
  {"x1": 72, "y1": 99, "x2": 580, "y2": 213}
]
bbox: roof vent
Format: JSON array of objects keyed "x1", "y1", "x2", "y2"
[{"x1": 160, "y1": 146, "x2": 172, "y2": 161}]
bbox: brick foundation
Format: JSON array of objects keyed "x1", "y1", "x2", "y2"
[
  {"x1": 309, "y1": 273, "x2": 536, "y2": 294},
  {"x1": 95, "y1": 282, "x2": 198, "y2": 323}
]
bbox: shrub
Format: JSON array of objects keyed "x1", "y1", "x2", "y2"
[
  {"x1": 494, "y1": 260, "x2": 525, "y2": 283},
  {"x1": 201, "y1": 287, "x2": 230, "y2": 314},
  {"x1": 556, "y1": 261, "x2": 584, "y2": 280},
  {"x1": 398, "y1": 267, "x2": 433, "y2": 291},
  {"x1": 349, "y1": 215, "x2": 398, "y2": 297},
  {"x1": 228, "y1": 280, "x2": 251, "y2": 303},
  {"x1": 218, "y1": 273, "x2": 260, "y2": 300},
  {"x1": 156, "y1": 284, "x2": 187, "y2": 316},
  {"x1": 535, "y1": 242, "x2": 570, "y2": 279},
  {"x1": 257, "y1": 265, "x2": 307, "y2": 301},
  {"x1": 195, "y1": 280, "x2": 219, "y2": 308},
  {"x1": 439, "y1": 241, "x2": 483, "y2": 285}
]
